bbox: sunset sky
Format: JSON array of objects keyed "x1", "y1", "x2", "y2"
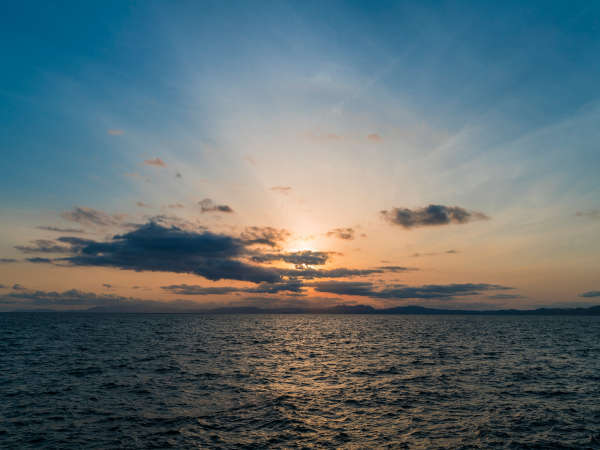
[{"x1": 1, "y1": 1, "x2": 599, "y2": 311}]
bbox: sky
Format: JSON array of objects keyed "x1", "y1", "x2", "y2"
[{"x1": 1, "y1": 0, "x2": 599, "y2": 311}]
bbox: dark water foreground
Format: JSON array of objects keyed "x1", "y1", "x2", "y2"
[{"x1": 1, "y1": 314, "x2": 600, "y2": 448}]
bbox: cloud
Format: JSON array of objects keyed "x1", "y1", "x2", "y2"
[
  {"x1": 579, "y1": 291, "x2": 600, "y2": 298},
  {"x1": 27, "y1": 257, "x2": 53, "y2": 264},
  {"x1": 58, "y1": 222, "x2": 283, "y2": 283},
  {"x1": 199, "y1": 198, "x2": 234, "y2": 213},
  {"x1": 136, "y1": 201, "x2": 151, "y2": 208},
  {"x1": 161, "y1": 279, "x2": 304, "y2": 296},
  {"x1": 252, "y1": 250, "x2": 332, "y2": 266},
  {"x1": 411, "y1": 249, "x2": 460, "y2": 257},
  {"x1": 326, "y1": 227, "x2": 355, "y2": 240},
  {"x1": 0, "y1": 258, "x2": 17, "y2": 264},
  {"x1": 144, "y1": 157, "x2": 166, "y2": 167},
  {"x1": 367, "y1": 133, "x2": 382, "y2": 141},
  {"x1": 576, "y1": 210, "x2": 600, "y2": 219},
  {"x1": 310, "y1": 281, "x2": 512, "y2": 300},
  {"x1": 381, "y1": 205, "x2": 489, "y2": 229},
  {"x1": 0, "y1": 288, "x2": 202, "y2": 311},
  {"x1": 107, "y1": 129, "x2": 124, "y2": 135},
  {"x1": 36, "y1": 226, "x2": 84, "y2": 233},
  {"x1": 285, "y1": 265, "x2": 415, "y2": 279},
  {"x1": 167, "y1": 203, "x2": 185, "y2": 209},
  {"x1": 12, "y1": 284, "x2": 26, "y2": 291},
  {"x1": 240, "y1": 226, "x2": 290, "y2": 247},
  {"x1": 175, "y1": 172, "x2": 182, "y2": 179},
  {"x1": 15, "y1": 239, "x2": 72, "y2": 254},
  {"x1": 102, "y1": 283, "x2": 113, "y2": 289},
  {"x1": 61, "y1": 207, "x2": 125, "y2": 227},
  {"x1": 270, "y1": 186, "x2": 292, "y2": 195},
  {"x1": 142, "y1": 215, "x2": 206, "y2": 232}
]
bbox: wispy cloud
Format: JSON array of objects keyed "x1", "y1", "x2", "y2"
[
  {"x1": 144, "y1": 157, "x2": 166, "y2": 167},
  {"x1": 107, "y1": 129, "x2": 124, "y2": 135},
  {"x1": 326, "y1": 227, "x2": 355, "y2": 240},
  {"x1": 15, "y1": 239, "x2": 72, "y2": 254},
  {"x1": 311, "y1": 281, "x2": 512, "y2": 300},
  {"x1": 270, "y1": 186, "x2": 292, "y2": 195},
  {"x1": 0, "y1": 258, "x2": 18, "y2": 264},
  {"x1": 579, "y1": 290, "x2": 600, "y2": 298},
  {"x1": 61, "y1": 207, "x2": 125, "y2": 227},
  {"x1": 27, "y1": 257, "x2": 53, "y2": 264},
  {"x1": 411, "y1": 249, "x2": 460, "y2": 257},
  {"x1": 199, "y1": 198, "x2": 234, "y2": 213},
  {"x1": 367, "y1": 133, "x2": 382, "y2": 141},
  {"x1": 161, "y1": 280, "x2": 305, "y2": 295},
  {"x1": 381, "y1": 205, "x2": 489, "y2": 229},
  {"x1": 36, "y1": 226, "x2": 84, "y2": 233},
  {"x1": 576, "y1": 210, "x2": 600, "y2": 219}
]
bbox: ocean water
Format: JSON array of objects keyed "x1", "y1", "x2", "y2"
[{"x1": 1, "y1": 314, "x2": 600, "y2": 449}]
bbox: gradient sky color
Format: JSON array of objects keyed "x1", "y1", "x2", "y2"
[{"x1": 1, "y1": 1, "x2": 599, "y2": 311}]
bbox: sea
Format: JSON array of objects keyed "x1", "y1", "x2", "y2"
[{"x1": 1, "y1": 313, "x2": 600, "y2": 448}]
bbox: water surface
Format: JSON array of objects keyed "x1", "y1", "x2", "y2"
[{"x1": 1, "y1": 313, "x2": 600, "y2": 448}]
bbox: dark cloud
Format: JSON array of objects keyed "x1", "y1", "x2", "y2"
[
  {"x1": 0, "y1": 288, "x2": 201, "y2": 311},
  {"x1": 575, "y1": 210, "x2": 600, "y2": 219},
  {"x1": 310, "y1": 281, "x2": 511, "y2": 300},
  {"x1": 12, "y1": 284, "x2": 26, "y2": 291},
  {"x1": 27, "y1": 257, "x2": 53, "y2": 264},
  {"x1": 579, "y1": 291, "x2": 600, "y2": 298},
  {"x1": 36, "y1": 226, "x2": 84, "y2": 233},
  {"x1": 56, "y1": 236, "x2": 97, "y2": 247},
  {"x1": 240, "y1": 226, "x2": 290, "y2": 247},
  {"x1": 136, "y1": 201, "x2": 151, "y2": 208},
  {"x1": 326, "y1": 227, "x2": 355, "y2": 240},
  {"x1": 381, "y1": 205, "x2": 489, "y2": 229},
  {"x1": 175, "y1": 172, "x2": 182, "y2": 179},
  {"x1": 144, "y1": 157, "x2": 166, "y2": 167},
  {"x1": 0, "y1": 258, "x2": 18, "y2": 264},
  {"x1": 58, "y1": 222, "x2": 282, "y2": 283},
  {"x1": 199, "y1": 198, "x2": 234, "y2": 213},
  {"x1": 252, "y1": 250, "x2": 332, "y2": 266},
  {"x1": 15, "y1": 239, "x2": 72, "y2": 254},
  {"x1": 0, "y1": 284, "x2": 6, "y2": 289},
  {"x1": 102, "y1": 283, "x2": 113, "y2": 289},
  {"x1": 270, "y1": 186, "x2": 292, "y2": 195},
  {"x1": 161, "y1": 279, "x2": 304, "y2": 296},
  {"x1": 61, "y1": 207, "x2": 125, "y2": 227},
  {"x1": 143, "y1": 215, "x2": 206, "y2": 232}
]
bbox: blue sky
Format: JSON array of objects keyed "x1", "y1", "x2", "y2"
[{"x1": 1, "y1": 1, "x2": 599, "y2": 310}]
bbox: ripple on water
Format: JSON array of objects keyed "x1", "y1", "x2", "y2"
[{"x1": 1, "y1": 313, "x2": 600, "y2": 448}]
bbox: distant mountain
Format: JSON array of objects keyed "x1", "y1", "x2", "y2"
[{"x1": 10, "y1": 304, "x2": 600, "y2": 315}]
